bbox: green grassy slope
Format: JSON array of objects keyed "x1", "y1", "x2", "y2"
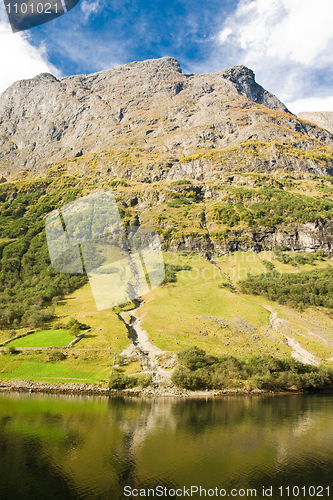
[
  {"x1": 1, "y1": 249, "x2": 333, "y2": 385},
  {"x1": 138, "y1": 252, "x2": 333, "y2": 362},
  {"x1": 1, "y1": 166, "x2": 333, "y2": 386}
]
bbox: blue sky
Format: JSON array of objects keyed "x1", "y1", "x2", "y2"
[{"x1": 1, "y1": 0, "x2": 333, "y2": 112}]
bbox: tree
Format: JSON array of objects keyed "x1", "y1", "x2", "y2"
[{"x1": 69, "y1": 322, "x2": 80, "y2": 337}]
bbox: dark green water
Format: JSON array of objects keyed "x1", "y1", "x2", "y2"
[{"x1": 0, "y1": 393, "x2": 333, "y2": 500}]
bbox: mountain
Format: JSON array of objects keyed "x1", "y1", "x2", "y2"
[
  {"x1": 0, "y1": 56, "x2": 333, "y2": 182},
  {"x1": 1, "y1": 57, "x2": 333, "y2": 256},
  {"x1": 2, "y1": 58, "x2": 333, "y2": 376},
  {"x1": 297, "y1": 111, "x2": 333, "y2": 135}
]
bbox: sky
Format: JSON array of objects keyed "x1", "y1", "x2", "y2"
[{"x1": 0, "y1": 0, "x2": 333, "y2": 113}]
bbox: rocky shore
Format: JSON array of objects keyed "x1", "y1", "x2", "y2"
[{"x1": 0, "y1": 379, "x2": 302, "y2": 398}]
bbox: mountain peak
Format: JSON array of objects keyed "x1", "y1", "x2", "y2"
[
  {"x1": 4, "y1": 73, "x2": 59, "y2": 94},
  {"x1": 1, "y1": 56, "x2": 332, "y2": 181},
  {"x1": 126, "y1": 56, "x2": 182, "y2": 73},
  {"x1": 221, "y1": 64, "x2": 290, "y2": 113}
]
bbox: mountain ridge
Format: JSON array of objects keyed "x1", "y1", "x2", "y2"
[{"x1": 1, "y1": 56, "x2": 333, "y2": 182}]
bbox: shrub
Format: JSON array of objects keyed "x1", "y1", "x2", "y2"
[
  {"x1": 162, "y1": 264, "x2": 192, "y2": 284},
  {"x1": 52, "y1": 295, "x2": 64, "y2": 304},
  {"x1": 108, "y1": 372, "x2": 152, "y2": 389},
  {"x1": 171, "y1": 348, "x2": 333, "y2": 391},
  {"x1": 53, "y1": 321, "x2": 66, "y2": 329},
  {"x1": 108, "y1": 373, "x2": 138, "y2": 389},
  {"x1": 69, "y1": 323, "x2": 80, "y2": 337},
  {"x1": 116, "y1": 355, "x2": 127, "y2": 366},
  {"x1": 218, "y1": 281, "x2": 234, "y2": 292},
  {"x1": 166, "y1": 198, "x2": 192, "y2": 208},
  {"x1": 67, "y1": 318, "x2": 90, "y2": 331},
  {"x1": 262, "y1": 260, "x2": 275, "y2": 271},
  {"x1": 171, "y1": 366, "x2": 204, "y2": 390},
  {"x1": 178, "y1": 346, "x2": 213, "y2": 371},
  {"x1": 8, "y1": 346, "x2": 19, "y2": 355},
  {"x1": 171, "y1": 180, "x2": 191, "y2": 186},
  {"x1": 136, "y1": 374, "x2": 152, "y2": 388},
  {"x1": 48, "y1": 351, "x2": 67, "y2": 362}
]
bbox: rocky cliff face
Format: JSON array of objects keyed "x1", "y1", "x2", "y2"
[
  {"x1": 297, "y1": 111, "x2": 333, "y2": 135},
  {"x1": 163, "y1": 222, "x2": 333, "y2": 255},
  {"x1": 216, "y1": 221, "x2": 333, "y2": 254},
  {"x1": 1, "y1": 56, "x2": 333, "y2": 181}
]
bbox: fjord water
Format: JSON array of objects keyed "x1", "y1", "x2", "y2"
[{"x1": 0, "y1": 393, "x2": 333, "y2": 500}]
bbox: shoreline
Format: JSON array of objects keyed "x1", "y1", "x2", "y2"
[{"x1": 0, "y1": 379, "x2": 309, "y2": 398}]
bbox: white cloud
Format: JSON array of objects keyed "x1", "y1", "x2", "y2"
[
  {"x1": 0, "y1": 6, "x2": 60, "y2": 94},
  {"x1": 287, "y1": 96, "x2": 333, "y2": 114},
  {"x1": 217, "y1": 0, "x2": 333, "y2": 111},
  {"x1": 80, "y1": 0, "x2": 102, "y2": 21},
  {"x1": 219, "y1": 0, "x2": 333, "y2": 65},
  {"x1": 219, "y1": 28, "x2": 232, "y2": 44}
]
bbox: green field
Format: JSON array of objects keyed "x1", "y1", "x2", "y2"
[
  {"x1": 137, "y1": 252, "x2": 333, "y2": 361},
  {"x1": 7, "y1": 329, "x2": 73, "y2": 348},
  {"x1": 0, "y1": 345, "x2": 121, "y2": 384},
  {"x1": 0, "y1": 360, "x2": 102, "y2": 383},
  {"x1": 1, "y1": 250, "x2": 333, "y2": 385}
]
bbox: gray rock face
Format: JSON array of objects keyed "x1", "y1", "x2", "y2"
[
  {"x1": 0, "y1": 56, "x2": 333, "y2": 180},
  {"x1": 168, "y1": 221, "x2": 333, "y2": 254},
  {"x1": 249, "y1": 221, "x2": 333, "y2": 253},
  {"x1": 221, "y1": 65, "x2": 289, "y2": 112},
  {"x1": 297, "y1": 111, "x2": 333, "y2": 135}
]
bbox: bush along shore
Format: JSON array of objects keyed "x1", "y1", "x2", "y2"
[
  {"x1": 1, "y1": 347, "x2": 333, "y2": 397},
  {"x1": 171, "y1": 347, "x2": 333, "y2": 392}
]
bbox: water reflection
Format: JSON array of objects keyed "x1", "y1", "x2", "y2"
[{"x1": 0, "y1": 393, "x2": 332, "y2": 499}]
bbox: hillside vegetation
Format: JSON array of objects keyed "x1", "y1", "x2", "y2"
[
  {"x1": 2, "y1": 57, "x2": 333, "y2": 389},
  {"x1": 171, "y1": 346, "x2": 333, "y2": 391},
  {"x1": 1, "y1": 170, "x2": 333, "y2": 330},
  {"x1": 240, "y1": 266, "x2": 333, "y2": 310},
  {"x1": 1, "y1": 170, "x2": 333, "y2": 388},
  {"x1": 1, "y1": 247, "x2": 333, "y2": 385}
]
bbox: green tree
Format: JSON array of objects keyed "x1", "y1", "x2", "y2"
[{"x1": 69, "y1": 322, "x2": 80, "y2": 337}]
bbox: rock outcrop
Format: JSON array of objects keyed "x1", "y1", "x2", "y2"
[
  {"x1": 221, "y1": 65, "x2": 289, "y2": 112},
  {"x1": 167, "y1": 221, "x2": 333, "y2": 254}
]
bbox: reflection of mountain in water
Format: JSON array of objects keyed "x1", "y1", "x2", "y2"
[{"x1": 0, "y1": 393, "x2": 333, "y2": 499}]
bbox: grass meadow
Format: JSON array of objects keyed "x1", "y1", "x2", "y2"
[
  {"x1": 1, "y1": 250, "x2": 333, "y2": 384},
  {"x1": 6, "y1": 330, "x2": 73, "y2": 348}
]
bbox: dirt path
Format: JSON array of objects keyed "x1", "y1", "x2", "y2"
[
  {"x1": 119, "y1": 304, "x2": 176, "y2": 388},
  {"x1": 262, "y1": 304, "x2": 319, "y2": 365}
]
